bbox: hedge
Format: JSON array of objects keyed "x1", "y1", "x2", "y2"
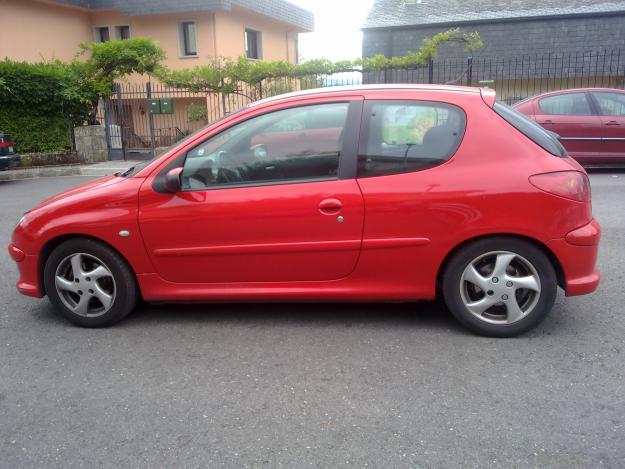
[{"x1": 0, "y1": 60, "x2": 91, "y2": 153}]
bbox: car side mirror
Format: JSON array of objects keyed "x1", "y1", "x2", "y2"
[{"x1": 165, "y1": 167, "x2": 184, "y2": 193}]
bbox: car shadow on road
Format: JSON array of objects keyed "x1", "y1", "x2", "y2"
[
  {"x1": 126, "y1": 300, "x2": 465, "y2": 331},
  {"x1": 31, "y1": 298, "x2": 570, "y2": 338},
  {"x1": 31, "y1": 299, "x2": 469, "y2": 334}
]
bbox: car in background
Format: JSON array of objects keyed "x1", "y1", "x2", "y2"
[
  {"x1": 9, "y1": 85, "x2": 601, "y2": 337},
  {"x1": 0, "y1": 132, "x2": 20, "y2": 170},
  {"x1": 514, "y1": 88, "x2": 625, "y2": 166}
]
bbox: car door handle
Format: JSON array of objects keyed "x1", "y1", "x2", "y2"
[
  {"x1": 319, "y1": 198, "x2": 343, "y2": 214},
  {"x1": 541, "y1": 120, "x2": 554, "y2": 125},
  {"x1": 604, "y1": 121, "x2": 620, "y2": 126}
]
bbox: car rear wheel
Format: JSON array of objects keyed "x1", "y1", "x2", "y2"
[
  {"x1": 442, "y1": 238, "x2": 557, "y2": 337},
  {"x1": 44, "y1": 239, "x2": 138, "y2": 327}
]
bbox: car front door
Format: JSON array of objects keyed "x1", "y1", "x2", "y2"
[
  {"x1": 590, "y1": 91, "x2": 625, "y2": 163},
  {"x1": 138, "y1": 99, "x2": 365, "y2": 284},
  {"x1": 534, "y1": 92, "x2": 602, "y2": 164}
]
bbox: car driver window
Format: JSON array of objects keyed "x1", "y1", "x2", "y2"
[{"x1": 181, "y1": 102, "x2": 350, "y2": 190}]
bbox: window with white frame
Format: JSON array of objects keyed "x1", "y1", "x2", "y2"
[
  {"x1": 94, "y1": 26, "x2": 110, "y2": 43},
  {"x1": 178, "y1": 21, "x2": 198, "y2": 56},
  {"x1": 245, "y1": 28, "x2": 262, "y2": 60},
  {"x1": 115, "y1": 25, "x2": 131, "y2": 40}
]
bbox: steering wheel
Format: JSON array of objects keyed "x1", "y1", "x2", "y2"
[{"x1": 251, "y1": 144, "x2": 269, "y2": 160}]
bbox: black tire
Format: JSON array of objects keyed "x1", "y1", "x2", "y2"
[
  {"x1": 43, "y1": 238, "x2": 138, "y2": 327},
  {"x1": 442, "y1": 237, "x2": 557, "y2": 337}
]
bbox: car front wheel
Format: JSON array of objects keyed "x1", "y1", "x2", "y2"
[
  {"x1": 442, "y1": 238, "x2": 557, "y2": 337},
  {"x1": 43, "y1": 239, "x2": 138, "y2": 327}
]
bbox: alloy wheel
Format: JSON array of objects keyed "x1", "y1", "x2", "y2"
[
  {"x1": 54, "y1": 253, "x2": 116, "y2": 318},
  {"x1": 459, "y1": 251, "x2": 541, "y2": 325}
]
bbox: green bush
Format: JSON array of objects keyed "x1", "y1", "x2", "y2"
[
  {"x1": 0, "y1": 112, "x2": 72, "y2": 153},
  {"x1": 0, "y1": 38, "x2": 166, "y2": 153},
  {"x1": 0, "y1": 60, "x2": 92, "y2": 152}
]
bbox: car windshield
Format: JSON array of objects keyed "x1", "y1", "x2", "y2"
[{"x1": 494, "y1": 101, "x2": 567, "y2": 157}]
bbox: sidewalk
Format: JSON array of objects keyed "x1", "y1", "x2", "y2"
[{"x1": 0, "y1": 160, "x2": 144, "y2": 181}]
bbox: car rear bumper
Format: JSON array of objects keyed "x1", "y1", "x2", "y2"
[
  {"x1": 8, "y1": 244, "x2": 43, "y2": 298},
  {"x1": 548, "y1": 219, "x2": 601, "y2": 297},
  {"x1": 0, "y1": 155, "x2": 20, "y2": 171}
]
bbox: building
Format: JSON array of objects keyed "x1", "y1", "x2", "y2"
[
  {"x1": 362, "y1": 0, "x2": 625, "y2": 101},
  {"x1": 363, "y1": 0, "x2": 625, "y2": 60},
  {"x1": 1, "y1": 0, "x2": 313, "y2": 158},
  {"x1": 1, "y1": 0, "x2": 313, "y2": 66}
]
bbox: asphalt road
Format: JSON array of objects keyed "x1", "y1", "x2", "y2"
[{"x1": 1, "y1": 174, "x2": 624, "y2": 468}]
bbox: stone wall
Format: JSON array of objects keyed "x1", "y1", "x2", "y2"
[
  {"x1": 362, "y1": 15, "x2": 625, "y2": 61},
  {"x1": 74, "y1": 125, "x2": 108, "y2": 163},
  {"x1": 18, "y1": 151, "x2": 82, "y2": 167}
]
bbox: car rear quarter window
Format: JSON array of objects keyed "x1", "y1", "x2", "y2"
[
  {"x1": 358, "y1": 100, "x2": 466, "y2": 178},
  {"x1": 494, "y1": 102, "x2": 567, "y2": 157},
  {"x1": 538, "y1": 93, "x2": 592, "y2": 115}
]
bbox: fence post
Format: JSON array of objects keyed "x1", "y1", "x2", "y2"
[
  {"x1": 102, "y1": 98, "x2": 113, "y2": 160},
  {"x1": 220, "y1": 79, "x2": 228, "y2": 117},
  {"x1": 466, "y1": 56, "x2": 473, "y2": 86},
  {"x1": 67, "y1": 115, "x2": 75, "y2": 151},
  {"x1": 258, "y1": 79, "x2": 263, "y2": 100},
  {"x1": 428, "y1": 59, "x2": 434, "y2": 84},
  {"x1": 146, "y1": 81, "x2": 156, "y2": 154},
  {"x1": 114, "y1": 83, "x2": 127, "y2": 161}
]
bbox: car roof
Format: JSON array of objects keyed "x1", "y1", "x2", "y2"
[{"x1": 248, "y1": 84, "x2": 487, "y2": 108}]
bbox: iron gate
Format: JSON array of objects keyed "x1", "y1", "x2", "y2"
[{"x1": 101, "y1": 82, "x2": 234, "y2": 161}]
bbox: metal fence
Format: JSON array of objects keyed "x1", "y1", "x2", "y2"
[{"x1": 98, "y1": 49, "x2": 625, "y2": 160}]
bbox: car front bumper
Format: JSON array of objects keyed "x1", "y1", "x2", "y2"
[
  {"x1": 8, "y1": 244, "x2": 43, "y2": 298},
  {"x1": 0, "y1": 155, "x2": 20, "y2": 171},
  {"x1": 548, "y1": 219, "x2": 601, "y2": 297}
]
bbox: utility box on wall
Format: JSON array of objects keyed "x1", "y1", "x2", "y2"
[
  {"x1": 148, "y1": 99, "x2": 161, "y2": 114},
  {"x1": 160, "y1": 99, "x2": 174, "y2": 114},
  {"x1": 148, "y1": 99, "x2": 174, "y2": 114}
]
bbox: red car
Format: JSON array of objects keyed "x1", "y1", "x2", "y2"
[
  {"x1": 514, "y1": 88, "x2": 625, "y2": 166},
  {"x1": 8, "y1": 85, "x2": 601, "y2": 337}
]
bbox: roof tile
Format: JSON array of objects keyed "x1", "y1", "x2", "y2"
[{"x1": 363, "y1": 0, "x2": 625, "y2": 28}]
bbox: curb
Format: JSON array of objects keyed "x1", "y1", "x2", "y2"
[{"x1": 0, "y1": 163, "x2": 138, "y2": 181}]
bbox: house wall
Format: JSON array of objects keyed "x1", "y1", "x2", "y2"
[
  {"x1": 0, "y1": 0, "x2": 93, "y2": 62},
  {"x1": 214, "y1": 6, "x2": 298, "y2": 62},
  {"x1": 89, "y1": 10, "x2": 218, "y2": 70},
  {"x1": 362, "y1": 15, "x2": 625, "y2": 60},
  {"x1": 2, "y1": 1, "x2": 300, "y2": 67}
]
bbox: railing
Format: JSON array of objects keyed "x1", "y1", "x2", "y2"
[{"x1": 97, "y1": 49, "x2": 625, "y2": 160}]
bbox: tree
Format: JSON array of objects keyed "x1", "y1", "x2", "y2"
[
  {"x1": 77, "y1": 37, "x2": 166, "y2": 122},
  {"x1": 155, "y1": 28, "x2": 483, "y2": 99}
]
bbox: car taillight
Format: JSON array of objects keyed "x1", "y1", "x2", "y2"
[{"x1": 529, "y1": 171, "x2": 591, "y2": 203}]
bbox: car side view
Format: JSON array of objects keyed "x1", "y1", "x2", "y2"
[
  {"x1": 513, "y1": 88, "x2": 625, "y2": 166},
  {"x1": 8, "y1": 85, "x2": 601, "y2": 337}
]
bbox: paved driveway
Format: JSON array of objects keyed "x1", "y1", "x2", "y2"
[{"x1": 1, "y1": 174, "x2": 624, "y2": 468}]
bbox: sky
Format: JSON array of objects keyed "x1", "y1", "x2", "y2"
[{"x1": 288, "y1": 0, "x2": 376, "y2": 62}]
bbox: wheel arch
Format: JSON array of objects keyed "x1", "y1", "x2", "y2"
[
  {"x1": 39, "y1": 234, "x2": 141, "y2": 297},
  {"x1": 435, "y1": 233, "x2": 566, "y2": 297}
]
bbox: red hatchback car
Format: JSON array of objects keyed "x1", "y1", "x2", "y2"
[
  {"x1": 9, "y1": 85, "x2": 601, "y2": 337},
  {"x1": 514, "y1": 88, "x2": 625, "y2": 166}
]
